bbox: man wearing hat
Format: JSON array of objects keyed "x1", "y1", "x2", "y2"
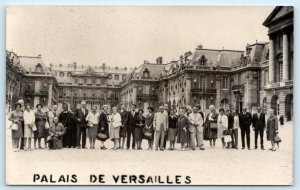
[{"x1": 153, "y1": 106, "x2": 168, "y2": 150}]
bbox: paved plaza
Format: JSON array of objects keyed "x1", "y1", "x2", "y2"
[{"x1": 6, "y1": 121, "x2": 293, "y2": 185}]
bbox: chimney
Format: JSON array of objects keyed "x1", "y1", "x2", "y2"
[
  {"x1": 73, "y1": 62, "x2": 77, "y2": 69},
  {"x1": 102, "y1": 63, "x2": 106, "y2": 70},
  {"x1": 196, "y1": 44, "x2": 203, "y2": 50},
  {"x1": 156, "y1": 56, "x2": 163, "y2": 64},
  {"x1": 144, "y1": 60, "x2": 149, "y2": 64}
]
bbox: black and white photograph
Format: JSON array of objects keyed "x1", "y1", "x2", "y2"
[{"x1": 5, "y1": 6, "x2": 293, "y2": 185}]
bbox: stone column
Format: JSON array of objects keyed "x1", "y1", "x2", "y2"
[
  {"x1": 215, "y1": 79, "x2": 221, "y2": 109},
  {"x1": 132, "y1": 86, "x2": 137, "y2": 105},
  {"x1": 48, "y1": 83, "x2": 53, "y2": 106},
  {"x1": 163, "y1": 83, "x2": 167, "y2": 104},
  {"x1": 268, "y1": 36, "x2": 275, "y2": 83},
  {"x1": 185, "y1": 78, "x2": 192, "y2": 105},
  {"x1": 261, "y1": 69, "x2": 265, "y2": 88},
  {"x1": 282, "y1": 32, "x2": 289, "y2": 81}
]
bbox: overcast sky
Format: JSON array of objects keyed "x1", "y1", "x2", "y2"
[{"x1": 6, "y1": 6, "x2": 274, "y2": 68}]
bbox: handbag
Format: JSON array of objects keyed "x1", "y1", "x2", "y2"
[
  {"x1": 210, "y1": 122, "x2": 218, "y2": 129},
  {"x1": 143, "y1": 129, "x2": 153, "y2": 140},
  {"x1": 274, "y1": 133, "x2": 281, "y2": 143},
  {"x1": 46, "y1": 135, "x2": 53, "y2": 143},
  {"x1": 224, "y1": 135, "x2": 232, "y2": 143},
  {"x1": 10, "y1": 123, "x2": 18, "y2": 131},
  {"x1": 32, "y1": 124, "x2": 37, "y2": 131},
  {"x1": 45, "y1": 122, "x2": 50, "y2": 129},
  {"x1": 97, "y1": 132, "x2": 108, "y2": 141},
  {"x1": 113, "y1": 121, "x2": 122, "y2": 128}
]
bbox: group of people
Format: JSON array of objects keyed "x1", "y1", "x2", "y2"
[{"x1": 8, "y1": 99, "x2": 281, "y2": 152}]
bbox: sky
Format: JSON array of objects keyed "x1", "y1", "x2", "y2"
[{"x1": 6, "y1": 6, "x2": 274, "y2": 68}]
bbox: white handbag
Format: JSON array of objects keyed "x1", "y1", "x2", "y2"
[
  {"x1": 224, "y1": 135, "x2": 232, "y2": 143},
  {"x1": 113, "y1": 121, "x2": 122, "y2": 128},
  {"x1": 45, "y1": 122, "x2": 50, "y2": 129},
  {"x1": 10, "y1": 123, "x2": 18, "y2": 131}
]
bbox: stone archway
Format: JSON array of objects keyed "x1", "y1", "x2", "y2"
[
  {"x1": 285, "y1": 94, "x2": 293, "y2": 121},
  {"x1": 271, "y1": 95, "x2": 279, "y2": 116}
]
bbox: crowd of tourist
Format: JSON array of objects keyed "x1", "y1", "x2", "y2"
[{"x1": 8, "y1": 97, "x2": 282, "y2": 152}]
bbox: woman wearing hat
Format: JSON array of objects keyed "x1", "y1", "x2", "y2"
[
  {"x1": 8, "y1": 103, "x2": 24, "y2": 152},
  {"x1": 134, "y1": 109, "x2": 146, "y2": 150},
  {"x1": 177, "y1": 108, "x2": 191, "y2": 151},
  {"x1": 34, "y1": 104, "x2": 48, "y2": 149},
  {"x1": 204, "y1": 105, "x2": 219, "y2": 148},
  {"x1": 145, "y1": 106, "x2": 155, "y2": 150}
]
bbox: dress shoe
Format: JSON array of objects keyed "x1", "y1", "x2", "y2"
[
  {"x1": 255, "y1": 147, "x2": 258, "y2": 149},
  {"x1": 200, "y1": 147, "x2": 205, "y2": 150},
  {"x1": 261, "y1": 147, "x2": 265, "y2": 150},
  {"x1": 242, "y1": 147, "x2": 245, "y2": 149},
  {"x1": 248, "y1": 147, "x2": 251, "y2": 150}
]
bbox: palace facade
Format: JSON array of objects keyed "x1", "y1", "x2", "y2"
[{"x1": 6, "y1": 6, "x2": 293, "y2": 120}]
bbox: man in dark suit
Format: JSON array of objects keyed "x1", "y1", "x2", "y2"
[
  {"x1": 239, "y1": 107, "x2": 253, "y2": 150},
  {"x1": 252, "y1": 107, "x2": 266, "y2": 150},
  {"x1": 119, "y1": 102, "x2": 129, "y2": 149},
  {"x1": 74, "y1": 101, "x2": 88, "y2": 149},
  {"x1": 127, "y1": 104, "x2": 137, "y2": 150}
]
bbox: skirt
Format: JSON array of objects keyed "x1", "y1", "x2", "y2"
[
  {"x1": 209, "y1": 128, "x2": 218, "y2": 139},
  {"x1": 177, "y1": 129, "x2": 188, "y2": 143},
  {"x1": 24, "y1": 124, "x2": 33, "y2": 138},
  {"x1": 11, "y1": 122, "x2": 23, "y2": 139},
  {"x1": 119, "y1": 127, "x2": 127, "y2": 138},
  {"x1": 217, "y1": 126, "x2": 226, "y2": 138},
  {"x1": 88, "y1": 124, "x2": 99, "y2": 139},
  {"x1": 168, "y1": 128, "x2": 177, "y2": 142},
  {"x1": 34, "y1": 122, "x2": 46, "y2": 138},
  {"x1": 110, "y1": 125, "x2": 120, "y2": 140},
  {"x1": 135, "y1": 127, "x2": 143, "y2": 140}
]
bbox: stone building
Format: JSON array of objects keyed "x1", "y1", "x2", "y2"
[
  {"x1": 261, "y1": 6, "x2": 293, "y2": 121},
  {"x1": 6, "y1": 6, "x2": 293, "y2": 119},
  {"x1": 51, "y1": 62, "x2": 132, "y2": 111},
  {"x1": 6, "y1": 51, "x2": 58, "y2": 112},
  {"x1": 119, "y1": 59, "x2": 164, "y2": 111},
  {"x1": 6, "y1": 51, "x2": 25, "y2": 113}
]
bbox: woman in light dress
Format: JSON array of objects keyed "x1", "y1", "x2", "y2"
[
  {"x1": 109, "y1": 106, "x2": 122, "y2": 150},
  {"x1": 217, "y1": 108, "x2": 228, "y2": 148},
  {"x1": 86, "y1": 105, "x2": 100, "y2": 149},
  {"x1": 8, "y1": 103, "x2": 24, "y2": 152},
  {"x1": 23, "y1": 104, "x2": 35, "y2": 150}
]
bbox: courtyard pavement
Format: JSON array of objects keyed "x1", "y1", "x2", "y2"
[{"x1": 5, "y1": 119, "x2": 293, "y2": 185}]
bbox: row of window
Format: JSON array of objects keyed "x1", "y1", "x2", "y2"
[{"x1": 56, "y1": 71, "x2": 126, "y2": 81}]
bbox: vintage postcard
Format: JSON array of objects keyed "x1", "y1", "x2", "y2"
[{"x1": 6, "y1": 6, "x2": 293, "y2": 185}]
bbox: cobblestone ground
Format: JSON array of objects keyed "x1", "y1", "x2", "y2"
[{"x1": 6, "y1": 120, "x2": 293, "y2": 185}]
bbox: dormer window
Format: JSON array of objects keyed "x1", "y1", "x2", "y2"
[
  {"x1": 35, "y1": 63, "x2": 43, "y2": 72},
  {"x1": 143, "y1": 68, "x2": 150, "y2": 78},
  {"x1": 59, "y1": 72, "x2": 64, "y2": 77},
  {"x1": 198, "y1": 55, "x2": 207, "y2": 66}
]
